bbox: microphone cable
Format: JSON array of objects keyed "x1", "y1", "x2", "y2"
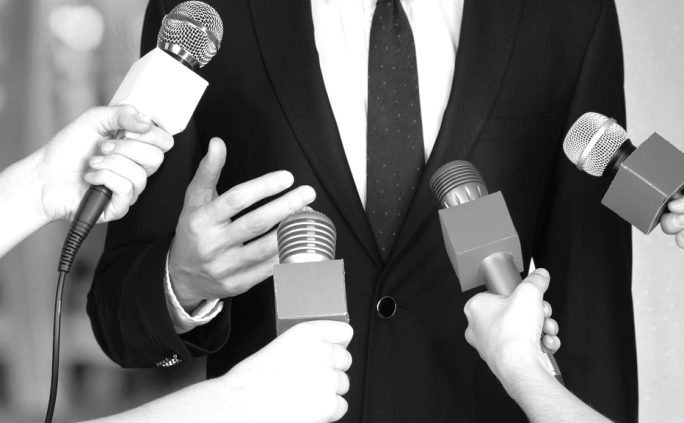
[{"x1": 44, "y1": 131, "x2": 120, "y2": 423}]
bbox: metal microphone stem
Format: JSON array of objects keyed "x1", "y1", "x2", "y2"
[{"x1": 480, "y1": 252, "x2": 565, "y2": 384}]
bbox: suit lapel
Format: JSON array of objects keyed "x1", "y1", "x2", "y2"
[
  {"x1": 249, "y1": 0, "x2": 382, "y2": 266},
  {"x1": 389, "y1": 0, "x2": 526, "y2": 263}
]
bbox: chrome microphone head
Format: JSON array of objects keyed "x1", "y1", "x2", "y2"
[
  {"x1": 430, "y1": 161, "x2": 488, "y2": 208},
  {"x1": 157, "y1": 1, "x2": 223, "y2": 69},
  {"x1": 277, "y1": 207, "x2": 337, "y2": 264},
  {"x1": 563, "y1": 112, "x2": 628, "y2": 177}
]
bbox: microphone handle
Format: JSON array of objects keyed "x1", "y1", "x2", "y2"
[
  {"x1": 480, "y1": 252, "x2": 565, "y2": 385},
  {"x1": 57, "y1": 129, "x2": 125, "y2": 273}
]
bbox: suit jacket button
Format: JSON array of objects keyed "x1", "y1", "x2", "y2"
[{"x1": 377, "y1": 296, "x2": 397, "y2": 319}]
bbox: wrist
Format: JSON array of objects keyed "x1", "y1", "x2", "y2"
[
  {"x1": 167, "y1": 259, "x2": 205, "y2": 312},
  {"x1": 494, "y1": 342, "x2": 553, "y2": 400},
  {"x1": 9, "y1": 149, "x2": 52, "y2": 226},
  {"x1": 172, "y1": 280, "x2": 203, "y2": 312}
]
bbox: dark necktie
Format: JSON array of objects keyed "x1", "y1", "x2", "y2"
[{"x1": 367, "y1": 0, "x2": 425, "y2": 261}]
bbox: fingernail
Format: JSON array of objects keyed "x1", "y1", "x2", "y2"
[
  {"x1": 301, "y1": 186, "x2": 316, "y2": 202},
  {"x1": 135, "y1": 112, "x2": 151, "y2": 125},
  {"x1": 89, "y1": 156, "x2": 104, "y2": 166},
  {"x1": 101, "y1": 142, "x2": 115, "y2": 154},
  {"x1": 279, "y1": 171, "x2": 294, "y2": 187}
]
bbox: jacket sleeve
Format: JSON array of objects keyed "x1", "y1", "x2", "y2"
[
  {"x1": 532, "y1": 1, "x2": 638, "y2": 421},
  {"x1": 86, "y1": 0, "x2": 231, "y2": 368}
]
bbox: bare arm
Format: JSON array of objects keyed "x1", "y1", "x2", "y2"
[
  {"x1": 464, "y1": 269, "x2": 610, "y2": 423},
  {"x1": 0, "y1": 105, "x2": 172, "y2": 258}
]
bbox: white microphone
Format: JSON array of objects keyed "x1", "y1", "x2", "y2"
[
  {"x1": 563, "y1": 112, "x2": 684, "y2": 234},
  {"x1": 59, "y1": 1, "x2": 224, "y2": 273},
  {"x1": 273, "y1": 207, "x2": 349, "y2": 335}
]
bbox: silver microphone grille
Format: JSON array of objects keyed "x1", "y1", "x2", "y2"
[
  {"x1": 157, "y1": 1, "x2": 223, "y2": 69},
  {"x1": 277, "y1": 207, "x2": 337, "y2": 264},
  {"x1": 430, "y1": 161, "x2": 488, "y2": 208},
  {"x1": 563, "y1": 112, "x2": 627, "y2": 177}
]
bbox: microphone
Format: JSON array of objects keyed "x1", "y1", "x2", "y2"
[
  {"x1": 430, "y1": 161, "x2": 564, "y2": 384},
  {"x1": 273, "y1": 207, "x2": 349, "y2": 335},
  {"x1": 563, "y1": 112, "x2": 684, "y2": 234},
  {"x1": 45, "y1": 4, "x2": 222, "y2": 423},
  {"x1": 59, "y1": 0, "x2": 224, "y2": 273}
]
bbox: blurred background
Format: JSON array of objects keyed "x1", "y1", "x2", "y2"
[{"x1": 0, "y1": 0, "x2": 681, "y2": 421}]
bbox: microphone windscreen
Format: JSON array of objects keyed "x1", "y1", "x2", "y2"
[
  {"x1": 563, "y1": 112, "x2": 626, "y2": 176},
  {"x1": 157, "y1": 1, "x2": 224, "y2": 68},
  {"x1": 277, "y1": 207, "x2": 336, "y2": 264},
  {"x1": 430, "y1": 161, "x2": 488, "y2": 208}
]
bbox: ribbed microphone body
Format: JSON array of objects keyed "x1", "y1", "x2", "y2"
[
  {"x1": 563, "y1": 112, "x2": 684, "y2": 234},
  {"x1": 273, "y1": 208, "x2": 349, "y2": 335},
  {"x1": 59, "y1": 1, "x2": 223, "y2": 273},
  {"x1": 277, "y1": 208, "x2": 336, "y2": 263},
  {"x1": 430, "y1": 161, "x2": 564, "y2": 384}
]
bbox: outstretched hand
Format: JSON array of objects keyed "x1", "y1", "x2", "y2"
[{"x1": 168, "y1": 137, "x2": 317, "y2": 311}]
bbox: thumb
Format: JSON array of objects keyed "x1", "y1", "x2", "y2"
[
  {"x1": 83, "y1": 104, "x2": 153, "y2": 135},
  {"x1": 184, "y1": 137, "x2": 227, "y2": 207},
  {"x1": 309, "y1": 321, "x2": 354, "y2": 347},
  {"x1": 515, "y1": 268, "x2": 550, "y2": 302}
]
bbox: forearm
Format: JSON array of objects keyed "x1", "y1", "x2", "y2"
[
  {"x1": 0, "y1": 149, "x2": 50, "y2": 257},
  {"x1": 81, "y1": 379, "x2": 242, "y2": 423},
  {"x1": 496, "y1": 354, "x2": 610, "y2": 423}
]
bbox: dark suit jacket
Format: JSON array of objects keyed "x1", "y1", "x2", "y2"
[{"x1": 88, "y1": 0, "x2": 637, "y2": 421}]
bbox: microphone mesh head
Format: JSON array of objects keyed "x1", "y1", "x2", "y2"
[
  {"x1": 563, "y1": 112, "x2": 627, "y2": 176},
  {"x1": 277, "y1": 207, "x2": 337, "y2": 264},
  {"x1": 430, "y1": 161, "x2": 488, "y2": 208},
  {"x1": 157, "y1": 1, "x2": 223, "y2": 68}
]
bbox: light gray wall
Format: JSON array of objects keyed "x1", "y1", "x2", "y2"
[{"x1": 616, "y1": 1, "x2": 684, "y2": 422}]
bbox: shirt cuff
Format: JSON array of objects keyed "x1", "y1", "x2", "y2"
[{"x1": 164, "y1": 250, "x2": 223, "y2": 334}]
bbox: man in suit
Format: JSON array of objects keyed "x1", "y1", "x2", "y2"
[{"x1": 88, "y1": 0, "x2": 637, "y2": 421}]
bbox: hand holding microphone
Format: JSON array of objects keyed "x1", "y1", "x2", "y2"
[
  {"x1": 660, "y1": 197, "x2": 684, "y2": 248},
  {"x1": 37, "y1": 105, "x2": 173, "y2": 224},
  {"x1": 217, "y1": 321, "x2": 353, "y2": 423},
  {"x1": 430, "y1": 161, "x2": 564, "y2": 383},
  {"x1": 0, "y1": 105, "x2": 172, "y2": 260},
  {"x1": 464, "y1": 269, "x2": 561, "y2": 385},
  {"x1": 61, "y1": 1, "x2": 224, "y2": 273},
  {"x1": 563, "y1": 112, "x2": 684, "y2": 247}
]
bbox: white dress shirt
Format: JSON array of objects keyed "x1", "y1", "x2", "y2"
[
  {"x1": 312, "y1": 0, "x2": 463, "y2": 206},
  {"x1": 165, "y1": 0, "x2": 464, "y2": 331}
]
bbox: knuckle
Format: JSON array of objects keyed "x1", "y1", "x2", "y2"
[
  {"x1": 223, "y1": 188, "x2": 246, "y2": 210},
  {"x1": 133, "y1": 172, "x2": 147, "y2": 194},
  {"x1": 253, "y1": 239, "x2": 277, "y2": 259},
  {"x1": 464, "y1": 328, "x2": 473, "y2": 345},
  {"x1": 205, "y1": 260, "x2": 225, "y2": 278},
  {"x1": 465, "y1": 294, "x2": 482, "y2": 313},
  {"x1": 186, "y1": 215, "x2": 205, "y2": 236},
  {"x1": 149, "y1": 149, "x2": 165, "y2": 169},
  {"x1": 243, "y1": 215, "x2": 269, "y2": 235},
  {"x1": 120, "y1": 179, "x2": 134, "y2": 197}
]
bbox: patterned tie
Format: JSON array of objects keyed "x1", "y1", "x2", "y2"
[{"x1": 367, "y1": 0, "x2": 425, "y2": 261}]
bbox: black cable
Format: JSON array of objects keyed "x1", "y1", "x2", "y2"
[
  {"x1": 45, "y1": 195, "x2": 107, "y2": 422},
  {"x1": 45, "y1": 270, "x2": 68, "y2": 423}
]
